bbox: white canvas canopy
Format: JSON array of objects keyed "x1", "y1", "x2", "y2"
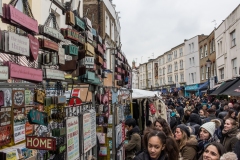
[{"x1": 132, "y1": 89, "x2": 161, "y2": 99}]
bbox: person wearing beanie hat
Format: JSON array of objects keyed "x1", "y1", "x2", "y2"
[
  {"x1": 175, "y1": 124, "x2": 198, "y2": 160},
  {"x1": 220, "y1": 152, "x2": 238, "y2": 160},
  {"x1": 197, "y1": 119, "x2": 222, "y2": 159}
]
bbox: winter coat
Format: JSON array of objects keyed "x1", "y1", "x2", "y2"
[
  {"x1": 222, "y1": 127, "x2": 239, "y2": 152},
  {"x1": 179, "y1": 136, "x2": 198, "y2": 160},
  {"x1": 218, "y1": 111, "x2": 228, "y2": 120},
  {"x1": 124, "y1": 126, "x2": 142, "y2": 159},
  {"x1": 133, "y1": 151, "x2": 168, "y2": 160},
  {"x1": 234, "y1": 132, "x2": 240, "y2": 160}
]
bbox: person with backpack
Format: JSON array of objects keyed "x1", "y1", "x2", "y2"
[
  {"x1": 124, "y1": 118, "x2": 142, "y2": 160},
  {"x1": 134, "y1": 129, "x2": 179, "y2": 160}
]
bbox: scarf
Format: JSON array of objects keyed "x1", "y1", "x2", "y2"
[{"x1": 222, "y1": 127, "x2": 238, "y2": 136}]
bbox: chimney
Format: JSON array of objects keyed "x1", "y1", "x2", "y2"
[{"x1": 132, "y1": 60, "x2": 136, "y2": 69}]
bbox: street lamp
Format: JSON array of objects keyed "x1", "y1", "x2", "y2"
[{"x1": 206, "y1": 58, "x2": 212, "y2": 94}]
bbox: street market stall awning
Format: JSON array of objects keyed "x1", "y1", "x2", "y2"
[
  {"x1": 132, "y1": 89, "x2": 161, "y2": 99},
  {"x1": 210, "y1": 78, "x2": 239, "y2": 95},
  {"x1": 220, "y1": 78, "x2": 240, "y2": 96},
  {"x1": 198, "y1": 81, "x2": 209, "y2": 90}
]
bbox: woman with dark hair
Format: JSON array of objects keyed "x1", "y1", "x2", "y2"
[
  {"x1": 200, "y1": 142, "x2": 226, "y2": 160},
  {"x1": 199, "y1": 109, "x2": 207, "y2": 121},
  {"x1": 153, "y1": 118, "x2": 173, "y2": 137},
  {"x1": 134, "y1": 129, "x2": 179, "y2": 160},
  {"x1": 222, "y1": 118, "x2": 239, "y2": 152},
  {"x1": 175, "y1": 124, "x2": 198, "y2": 160},
  {"x1": 223, "y1": 109, "x2": 237, "y2": 121}
]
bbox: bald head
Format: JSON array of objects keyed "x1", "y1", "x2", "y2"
[{"x1": 228, "y1": 103, "x2": 233, "y2": 109}]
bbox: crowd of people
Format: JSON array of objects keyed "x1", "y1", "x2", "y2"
[{"x1": 124, "y1": 94, "x2": 240, "y2": 160}]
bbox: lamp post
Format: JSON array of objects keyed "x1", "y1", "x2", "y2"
[{"x1": 206, "y1": 58, "x2": 212, "y2": 94}]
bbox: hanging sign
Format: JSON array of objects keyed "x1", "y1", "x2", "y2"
[
  {"x1": 9, "y1": 5, "x2": 39, "y2": 33},
  {"x1": 39, "y1": 25, "x2": 64, "y2": 42},
  {"x1": 66, "y1": 117, "x2": 79, "y2": 160},
  {"x1": 45, "y1": 68, "x2": 65, "y2": 80},
  {"x1": 0, "y1": 125, "x2": 11, "y2": 146},
  {"x1": 26, "y1": 136, "x2": 56, "y2": 151},
  {"x1": 0, "y1": 107, "x2": 11, "y2": 126},
  {"x1": 61, "y1": 28, "x2": 85, "y2": 45},
  {"x1": 0, "y1": 66, "x2": 8, "y2": 80},
  {"x1": 12, "y1": 89, "x2": 25, "y2": 108},
  {"x1": 7, "y1": 32, "x2": 30, "y2": 56},
  {"x1": 6, "y1": 62, "x2": 43, "y2": 82},
  {"x1": 80, "y1": 57, "x2": 94, "y2": 65},
  {"x1": 75, "y1": 16, "x2": 85, "y2": 30},
  {"x1": 59, "y1": 47, "x2": 65, "y2": 64},
  {"x1": 27, "y1": 109, "x2": 48, "y2": 126},
  {"x1": 14, "y1": 124, "x2": 25, "y2": 144},
  {"x1": 83, "y1": 113, "x2": 91, "y2": 153},
  {"x1": 63, "y1": 45, "x2": 78, "y2": 56},
  {"x1": 39, "y1": 38, "x2": 58, "y2": 52},
  {"x1": 28, "y1": 34, "x2": 39, "y2": 60}
]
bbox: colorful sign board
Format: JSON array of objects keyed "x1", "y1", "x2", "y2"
[
  {"x1": 83, "y1": 113, "x2": 91, "y2": 153},
  {"x1": 0, "y1": 66, "x2": 8, "y2": 80},
  {"x1": 8, "y1": 32, "x2": 30, "y2": 56},
  {"x1": 14, "y1": 124, "x2": 25, "y2": 144},
  {"x1": 45, "y1": 68, "x2": 65, "y2": 80},
  {"x1": 28, "y1": 34, "x2": 39, "y2": 60},
  {"x1": 90, "y1": 110, "x2": 96, "y2": 147},
  {"x1": 27, "y1": 109, "x2": 48, "y2": 126},
  {"x1": 0, "y1": 107, "x2": 11, "y2": 126},
  {"x1": 66, "y1": 117, "x2": 79, "y2": 160},
  {"x1": 26, "y1": 136, "x2": 56, "y2": 151},
  {"x1": 42, "y1": 25, "x2": 64, "y2": 42}
]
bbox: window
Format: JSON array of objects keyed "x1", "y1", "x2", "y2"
[
  {"x1": 189, "y1": 44, "x2": 191, "y2": 53},
  {"x1": 192, "y1": 43, "x2": 194, "y2": 52},
  {"x1": 163, "y1": 68, "x2": 165, "y2": 75},
  {"x1": 147, "y1": 64, "x2": 151, "y2": 70},
  {"x1": 174, "y1": 62, "x2": 178, "y2": 71},
  {"x1": 180, "y1": 60, "x2": 183, "y2": 69},
  {"x1": 174, "y1": 51, "x2": 177, "y2": 58},
  {"x1": 168, "y1": 65, "x2": 172, "y2": 73},
  {"x1": 168, "y1": 76, "x2": 172, "y2": 83},
  {"x1": 218, "y1": 41, "x2": 223, "y2": 55},
  {"x1": 205, "y1": 66, "x2": 208, "y2": 79},
  {"x1": 163, "y1": 57, "x2": 165, "y2": 64},
  {"x1": 189, "y1": 58, "x2": 192, "y2": 66},
  {"x1": 209, "y1": 40, "x2": 212, "y2": 53},
  {"x1": 213, "y1": 63, "x2": 216, "y2": 76},
  {"x1": 143, "y1": 74, "x2": 145, "y2": 79},
  {"x1": 160, "y1": 78, "x2": 162, "y2": 85},
  {"x1": 200, "y1": 47, "x2": 203, "y2": 59},
  {"x1": 180, "y1": 74, "x2": 184, "y2": 82},
  {"x1": 159, "y1": 59, "x2": 162, "y2": 65},
  {"x1": 230, "y1": 30, "x2": 236, "y2": 47},
  {"x1": 159, "y1": 68, "x2": 162, "y2": 75},
  {"x1": 111, "y1": 21, "x2": 115, "y2": 41},
  {"x1": 219, "y1": 68, "x2": 224, "y2": 80},
  {"x1": 148, "y1": 72, "x2": 152, "y2": 79},
  {"x1": 201, "y1": 67, "x2": 204, "y2": 80},
  {"x1": 148, "y1": 81, "x2": 151, "y2": 88},
  {"x1": 105, "y1": 13, "x2": 110, "y2": 35},
  {"x1": 191, "y1": 73, "x2": 194, "y2": 83},
  {"x1": 212, "y1": 39, "x2": 215, "y2": 52},
  {"x1": 168, "y1": 54, "x2": 172, "y2": 62},
  {"x1": 175, "y1": 74, "x2": 178, "y2": 82},
  {"x1": 192, "y1": 57, "x2": 195, "y2": 65},
  {"x1": 204, "y1": 45, "x2": 208, "y2": 57},
  {"x1": 179, "y1": 48, "x2": 183, "y2": 57},
  {"x1": 232, "y1": 58, "x2": 237, "y2": 77}
]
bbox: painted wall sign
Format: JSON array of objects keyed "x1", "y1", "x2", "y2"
[
  {"x1": 0, "y1": 107, "x2": 11, "y2": 126},
  {"x1": 6, "y1": 62, "x2": 43, "y2": 82},
  {"x1": 27, "y1": 109, "x2": 48, "y2": 126},
  {"x1": 13, "y1": 107, "x2": 25, "y2": 126},
  {"x1": 28, "y1": 34, "x2": 39, "y2": 60},
  {"x1": 66, "y1": 117, "x2": 79, "y2": 160},
  {"x1": 12, "y1": 90, "x2": 25, "y2": 108},
  {"x1": 26, "y1": 136, "x2": 56, "y2": 151},
  {"x1": 39, "y1": 39, "x2": 58, "y2": 52},
  {"x1": 83, "y1": 113, "x2": 91, "y2": 153},
  {"x1": 64, "y1": 45, "x2": 78, "y2": 56},
  {"x1": 41, "y1": 25, "x2": 64, "y2": 42},
  {"x1": 8, "y1": 32, "x2": 30, "y2": 56},
  {"x1": 0, "y1": 66, "x2": 8, "y2": 80},
  {"x1": 75, "y1": 16, "x2": 85, "y2": 30},
  {"x1": 45, "y1": 68, "x2": 65, "y2": 80},
  {"x1": 58, "y1": 47, "x2": 65, "y2": 64},
  {"x1": 14, "y1": 124, "x2": 25, "y2": 144},
  {"x1": 9, "y1": 5, "x2": 39, "y2": 33},
  {"x1": 61, "y1": 28, "x2": 85, "y2": 45},
  {"x1": 0, "y1": 125, "x2": 11, "y2": 146}
]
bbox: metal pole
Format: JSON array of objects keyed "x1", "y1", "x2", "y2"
[
  {"x1": 112, "y1": 49, "x2": 116, "y2": 160},
  {"x1": 208, "y1": 67, "x2": 210, "y2": 95},
  {"x1": 91, "y1": 85, "x2": 97, "y2": 159}
]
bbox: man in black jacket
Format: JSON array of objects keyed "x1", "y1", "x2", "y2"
[{"x1": 175, "y1": 102, "x2": 184, "y2": 123}]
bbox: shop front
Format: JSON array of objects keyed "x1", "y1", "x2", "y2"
[{"x1": 185, "y1": 84, "x2": 199, "y2": 98}]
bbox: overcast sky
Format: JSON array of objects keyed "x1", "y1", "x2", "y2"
[{"x1": 113, "y1": 0, "x2": 240, "y2": 66}]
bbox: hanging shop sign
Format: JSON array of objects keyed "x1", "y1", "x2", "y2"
[
  {"x1": 27, "y1": 109, "x2": 48, "y2": 126},
  {"x1": 39, "y1": 25, "x2": 64, "y2": 42},
  {"x1": 0, "y1": 125, "x2": 11, "y2": 146},
  {"x1": 75, "y1": 16, "x2": 85, "y2": 30},
  {"x1": 66, "y1": 117, "x2": 79, "y2": 160},
  {"x1": 84, "y1": 17, "x2": 92, "y2": 30},
  {"x1": 14, "y1": 124, "x2": 25, "y2": 144},
  {"x1": 12, "y1": 89, "x2": 25, "y2": 108},
  {"x1": 58, "y1": 47, "x2": 65, "y2": 65},
  {"x1": 83, "y1": 113, "x2": 91, "y2": 153},
  {"x1": 5, "y1": 32, "x2": 30, "y2": 56},
  {"x1": 85, "y1": 43, "x2": 94, "y2": 56},
  {"x1": 28, "y1": 34, "x2": 39, "y2": 60},
  {"x1": 61, "y1": 28, "x2": 85, "y2": 45},
  {"x1": 26, "y1": 136, "x2": 56, "y2": 151},
  {"x1": 0, "y1": 66, "x2": 8, "y2": 80},
  {"x1": 39, "y1": 38, "x2": 58, "y2": 52},
  {"x1": 0, "y1": 107, "x2": 11, "y2": 126},
  {"x1": 79, "y1": 57, "x2": 94, "y2": 69},
  {"x1": 97, "y1": 44, "x2": 104, "y2": 55},
  {"x1": 44, "y1": 68, "x2": 65, "y2": 80},
  {"x1": 63, "y1": 45, "x2": 78, "y2": 56}
]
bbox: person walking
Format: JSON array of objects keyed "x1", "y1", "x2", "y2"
[{"x1": 153, "y1": 118, "x2": 173, "y2": 137}]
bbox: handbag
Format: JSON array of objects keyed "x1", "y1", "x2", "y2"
[{"x1": 34, "y1": 89, "x2": 45, "y2": 104}]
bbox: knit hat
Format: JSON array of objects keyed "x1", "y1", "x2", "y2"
[
  {"x1": 177, "y1": 124, "x2": 190, "y2": 137},
  {"x1": 200, "y1": 122, "x2": 216, "y2": 137}
]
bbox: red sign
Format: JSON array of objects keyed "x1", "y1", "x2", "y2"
[
  {"x1": 68, "y1": 97, "x2": 82, "y2": 107},
  {"x1": 71, "y1": 88, "x2": 80, "y2": 97},
  {"x1": 9, "y1": 5, "x2": 38, "y2": 33},
  {"x1": 0, "y1": 125, "x2": 12, "y2": 146},
  {"x1": 6, "y1": 62, "x2": 43, "y2": 82},
  {"x1": 26, "y1": 136, "x2": 56, "y2": 151},
  {"x1": 39, "y1": 39, "x2": 58, "y2": 52},
  {"x1": 25, "y1": 122, "x2": 33, "y2": 135},
  {"x1": 28, "y1": 34, "x2": 39, "y2": 60}
]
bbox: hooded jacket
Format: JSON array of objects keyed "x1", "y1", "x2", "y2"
[
  {"x1": 124, "y1": 126, "x2": 142, "y2": 159},
  {"x1": 133, "y1": 151, "x2": 168, "y2": 160},
  {"x1": 180, "y1": 136, "x2": 198, "y2": 160},
  {"x1": 222, "y1": 127, "x2": 239, "y2": 152},
  {"x1": 233, "y1": 132, "x2": 240, "y2": 159}
]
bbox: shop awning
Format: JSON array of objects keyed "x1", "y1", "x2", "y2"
[
  {"x1": 220, "y1": 78, "x2": 240, "y2": 96},
  {"x1": 210, "y1": 78, "x2": 239, "y2": 95},
  {"x1": 198, "y1": 81, "x2": 209, "y2": 90}
]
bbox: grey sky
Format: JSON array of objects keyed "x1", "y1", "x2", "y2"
[{"x1": 114, "y1": 0, "x2": 240, "y2": 66}]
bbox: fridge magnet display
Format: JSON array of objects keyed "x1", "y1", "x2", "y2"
[
  {"x1": 0, "y1": 107, "x2": 11, "y2": 126},
  {"x1": 12, "y1": 89, "x2": 25, "y2": 108},
  {"x1": 2, "y1": 88, "x2": 12, "y2": 107}
]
